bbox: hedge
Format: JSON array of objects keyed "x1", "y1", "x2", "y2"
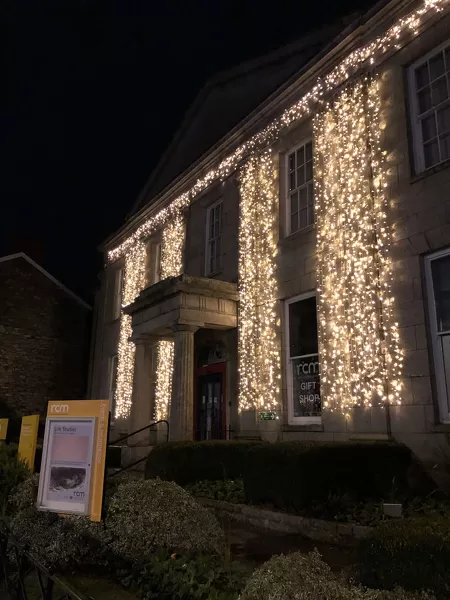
[
  {"x1": 243, "y1": 441, "x2": 430, "y2": 512},
  {"x1": 145, "y1": 440, "x2": 265, "y2": 485},
  {"x1": 357, "y1": 517, "x2": 450, "y2": 599}
]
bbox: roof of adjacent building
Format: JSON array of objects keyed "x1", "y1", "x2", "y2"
[{"x1": 0, "y1": 253, "x2": 91, "y2": 310}]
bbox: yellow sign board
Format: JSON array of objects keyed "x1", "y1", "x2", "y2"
[
  {"x1": 18, "y1": 415, "x2": 40, "y2": 470},
  {"x1": 37, "y1": 400, "x2": 110, "y2": 522},
  {"x1": 0, "y1": 418, "x2": 8, "y2": 441}
]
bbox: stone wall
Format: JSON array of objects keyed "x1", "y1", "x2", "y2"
[{"x1": 0, "y1": 256, "x2": 90, "y2": 419}]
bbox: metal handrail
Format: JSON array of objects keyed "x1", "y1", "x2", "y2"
[
  {"x1": 0, "y1": 527, "x2": 89, "y2": 600},
  {"x1": 108, "y1": 419, "x2": 169, "y2": 446}
]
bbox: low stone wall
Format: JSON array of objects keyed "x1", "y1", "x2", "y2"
[{"x1": 198, "y1": 498, "x2": 371, "y2": 546}]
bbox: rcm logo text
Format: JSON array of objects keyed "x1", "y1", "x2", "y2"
[{"x1": 50, "y1": 404, "x2": 69, "y2": 414}]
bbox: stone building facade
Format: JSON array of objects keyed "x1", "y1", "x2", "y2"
[
  {"x1": 0, "y1": 253, "x2": 91, "y2": 422},
  {"x1": 90, "y1": 0, "x2": 450, "y2": 471}
]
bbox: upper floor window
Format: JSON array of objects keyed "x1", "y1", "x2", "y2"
[
  {"x1": 146, "y1": 240, "x2": 161, "y2": 286},
  {"x1": 286, "y1": 140, "x2": 314, "y2": 235},
  {"x1": 409, "y1": 42, "x2": 450, "y2": 172},
  {"x1": 112, "y1": 268, "x2": 123, "y2": 321},
  {"x1": 205, "y1": 199, "x2": 223, "y2": 276}
]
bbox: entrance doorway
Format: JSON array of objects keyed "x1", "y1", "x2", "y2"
[{"x1": 194, "y1": 363, "x2": 226, "y2": 440}]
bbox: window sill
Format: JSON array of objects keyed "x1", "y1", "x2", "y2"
[
  {"x1": 410, "y1": 157, "x2": 450, "y2": 184},
  {"x1": 206, "y1": 270, "x2": 223, "y2": 278},
  {"x1": 279, "y1": 224, "x2": 316, "y2": 246},
  {"x1": 283, "y1": 418, "x2": 323, "y2": 432}
]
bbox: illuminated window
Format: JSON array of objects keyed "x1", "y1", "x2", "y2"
[
  {"x1": 285, "y1": 293, "x2": 321, "y2": 423},
  {"x1": 286, "y1": 140, "x2": 314, "y2": 234},
  {"x1": 112, "y1": 268, "x2": 123, "y2": 321},
  {"x1": 108, "y1": 354, "x2": 118, "y2": 414},
  {"x1": 409, "y1": 41, "x2": 450, "y2": 172},
  {"x1": 205, "y1": 199, "x2": 223, "y2": 276}
]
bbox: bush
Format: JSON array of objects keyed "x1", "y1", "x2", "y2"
[
  {"x1": 105, "y1": 478, "x2": 225, "y2": 561},
  {"x1": 244, "y1": 441, "x2": 429, "y2": 513},
  {"x1": 239, "y1": 550, "x2": 434, "y2": 600},
  {"x1": 185, "y1": 479, "x2": 246, "y2": 504},
  {"x1": 119, "y1": 549, "x2": 247, "y2": 600},
  {"x1": 8, "y1": 475, "x2": 110, "y2": 571},
  {"x1": 0, "y1": 443, "x2": 30, "y2": 518},
  {"x1": 146, "y1": 441, "x2": 265, "y2": 486},
  {"x1": 357, "y1": 517, "x2": 450, "y2": 599}
]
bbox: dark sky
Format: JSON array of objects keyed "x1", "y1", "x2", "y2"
[{"x1": 2, "y1": 0, "x2": 377, "y2": 303}]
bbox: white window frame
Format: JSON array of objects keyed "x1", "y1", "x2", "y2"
[
  {"x1": 425, "y1": 248, "x2": 450, "y2": 423},
  {"x1": 148, "y1": 241, "x2": 161, "y2": 285},
  {"x1": 205, "y1": 198, "x2": 223, "y2": 276},
  {"x1": 108, "y1": 354, "x2": 118, "y2": 417},
  {"x1": 285, "y1": 291, "x2": 321, "y2": 425},
  {"x1": 408, "y1": 39, "x2": 450, "y2": 173},
  {"x1": 112, "y1": 268, "x2": 123, "y2": 321},
  {"x1": 285, "y1": 139, "x2": 314, "y2": 236}
]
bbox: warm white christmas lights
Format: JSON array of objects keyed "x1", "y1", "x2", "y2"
[
  {"x1": 109, "y1": 0, "x2": 445, "y2": 419},
  {"x1": 314, "y1": 76, "x2": 403, "y2": 414},
  {"x1": 154, "y1": 340, "x2": 175, "y2": 421},
  {"x1": 238, "y1": 150, "x2": 281, "y2": 411}
]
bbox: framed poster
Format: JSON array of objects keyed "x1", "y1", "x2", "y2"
[{"x1": 37, "y1": 417, "x2": 96, "y2": 515}]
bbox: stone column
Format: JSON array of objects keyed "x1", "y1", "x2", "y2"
[
  {"x1": 170, "y1": 325, "x2": 198, "y2": 441},
  {"x1": 129, "y1": 336, "x2": 158, "y2": 452}
]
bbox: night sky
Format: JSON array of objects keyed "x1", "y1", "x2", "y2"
[{"x1": 2, "y1": 0, "x2": 378, "y2": 303}]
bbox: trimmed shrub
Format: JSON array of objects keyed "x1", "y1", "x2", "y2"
[
  {"x1": 0, "y1": 443, "x2": 29, "y2": 518},
  {"x1": 244, "y1": 441, "x2": 429, "y2": 512},
  {"x1": 105, "y1": 478, "x2": 225, "y2": 561},
  {"x1": 145, "y1": 441, "x2": 265, "y2": 485},
  {"x1": 357, "y1": 517, "x2": 450, "y2": 599},
  {"x1": 239, "y1": 550, "x2": 434, "y2": 600}
]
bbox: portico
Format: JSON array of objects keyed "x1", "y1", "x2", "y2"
[{"x1": 124, "y1": 274, "x2": 238, "y2": 440}]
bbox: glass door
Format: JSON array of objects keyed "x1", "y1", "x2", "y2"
[{"x1": 196, "y1": 373, "x2": 224, "y2": 440}]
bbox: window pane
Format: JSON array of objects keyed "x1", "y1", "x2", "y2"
[
  {"x1": 424, "y1": 139, "x2": 440, "y2": 168},
  {"x1": 431, "y1": 254, "x2": 450, "y2": 332},
  {"x1": 288, "y1": 296, "x2": 318, "y2": 357},
  {"x1": 421, "y1": 114, "x2": 437, "y2": 141},
  {"x1": 307, "y1": 183, "x2": 314, "y2": 206},
  {"x1": 430, "y1": 52, "x2": 445, "y2": 80},
  {"x1": 297, "y1": 165, "x2": 305, "y2": 186},
  {"x1": 418, "y1": 87, "x2": 432, "y2": 114},
  {"x1": 305, "y1": 159, "x2": 313, "y2": 182},
  {"x1": 305, "y1": 141, "x2": 313, "y2": 162},
  {"x1": 297, "y1": 146, "x2": 305, "y2": 166},
  {"x1": 289, "y1": 171, "x2": 296, "y2": 191},
  {"x1": 432, "y1": 77, "x2": 448, "y2": 106},
  {"x1": 415, "y1": 62, "x2": 429, "y2": 89},
  {"x1": 290, "y1": 191, "x2": 298, "y2": 215},
  {"x1": 290, "y1": 211, "x2": 299, "y2": 234},
  {"x1": 291, "y1": 355, "x2": 321, "y2": 417},
  {"x1": 299, "y1": 208, "x2": 308, "y2": 230},
  {"x1": 288, "y1": 153, "x2": 295, "y2": 172},
  {"x1": 440, "y1": 133, "x2": 450, "y2": 161},
  {"x1": 446, "y1": 47, "x2": 450, "y2": 73},
  {"x1": 438, "y1": 105, "x2": 450, "y2": 134},
  {"x1": 299, "y1": 186, "x2": 307, "y2": 209}
]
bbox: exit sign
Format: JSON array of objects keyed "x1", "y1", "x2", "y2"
[{"x1": 259, "y1": 411, "x2": 276, "y2": 421}]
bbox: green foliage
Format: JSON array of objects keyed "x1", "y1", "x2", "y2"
[
  {"x1": 118, "y1": 549, "x2": 247, "y2": 600},
  {"x1": 106, "y1": 478, "x2": 225, "y2": 561},
  {"x1": 185, "y1": 479, "x2": 246, "y2": 504},
  {"x1": 239, "y1": 550, "x2": 434, "y2": 600},
  {"x1": 0, "y1": 443, "x2": 30, "y2": 519},
  {"x1": 244, "y1": 441, "x2": 429, "y2": 513},
  {"x1": 357, "y1": 517, "x2": 450, "y2": 599},
  {"x1": 145, "y1": 441, "x2": 265, "y2": 486}
]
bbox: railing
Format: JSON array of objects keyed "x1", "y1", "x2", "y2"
[
  {"x1": 0, "y1": 528, "x2": 88, "y2": 600},
  {"x1": 107, "y1": 419, "x2": 169, "y2": 478}
]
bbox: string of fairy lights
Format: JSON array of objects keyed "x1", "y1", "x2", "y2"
[
  {"x1": 110, "y1": 0, "x2": 447, "y2": 419},
  {"x1": 238, "y1": 150, "x2": 281, "y2": 412},
  {"x1": 314, "y1": 76, "x2": 403, "y2": 415}
]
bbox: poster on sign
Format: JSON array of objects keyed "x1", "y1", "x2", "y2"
[
  {"x1": 38, "y1": 418, "x2": 95, "y2": 515},
  {"x1": 37, "y1": 400, "x2": 110, "y2": 521}
]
